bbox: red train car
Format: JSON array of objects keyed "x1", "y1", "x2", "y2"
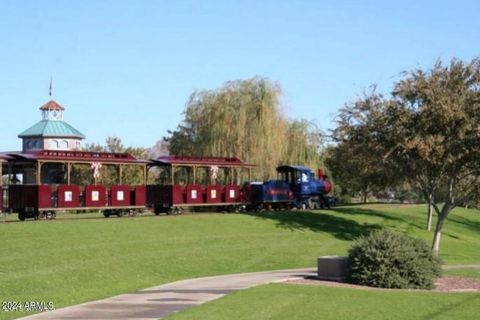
[
  {"x1": 0, "y1": 150, "x2": 149, "y2": 220},
  {"x1": 147, "y1": 156, "x2": 254, "y2": 214}
]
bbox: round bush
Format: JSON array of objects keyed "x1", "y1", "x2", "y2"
[{"x1": 348, "y1": 230, "x2": 442, "y2": 289}]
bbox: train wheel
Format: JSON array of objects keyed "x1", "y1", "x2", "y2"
[
  {"x1": 168, "y1": 207, "x2": 181, "y2": 215},
  {"x1": 227, "y1": 206, "x2": 239, "y2": 213},
  {"x1": 308, "y1": 200, "x2": 315, "y2": 210},
  {"x1": 18, "y1": 212, "x2": 26, "y2": 221},
  {"x1": 103, "y1": 212, "x2": 110, "y2": 218},
  {"x1": 46, "y1": 212, "x2": 55, "y2": 220}
]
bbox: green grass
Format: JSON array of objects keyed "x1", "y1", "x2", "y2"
[
  {"x1": 330, "y1": 204, "x2": 480, "y2": 264},
  {"x1": 0, "y1": 204, "x2": 479, "y2": 319},
  {"x1": 166, "y1": 283, "x2": 480, "y2": 320},
  {"x1": 444, "y1": 268, "x2": 480, "y2": 279}
]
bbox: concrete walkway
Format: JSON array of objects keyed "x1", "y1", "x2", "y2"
[
  {"x1": 19, "y1": 268, "x2": 316, "y2": 320},
  {"x1": 442, "y1": 264, "x2": 480, "y2": 270}
]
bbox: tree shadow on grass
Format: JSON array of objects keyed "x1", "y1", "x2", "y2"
[
  {"x1": 242, "y1": 210, "x2": 381, "y2": 241},
  {"x1": 333, "y1": 207, "x2": 407, "y2": 222},
  {"x1": 334, "y1": 206, "x2": 477, "y2": 241},
  {"x1": 446, "y1": 214, "x2": 480, "y2": 234},
  {"x1": 332, "y1": 206, "x2": 425, "y2": 230}
]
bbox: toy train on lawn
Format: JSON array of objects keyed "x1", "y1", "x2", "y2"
[{"x1": 0, "y1": 150, "x2": 332, "y2": 220}]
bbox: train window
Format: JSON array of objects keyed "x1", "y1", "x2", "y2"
[
  {"x1": 41, "y1": 163, "x2": 67, "y2": 184},
  {"x1": 174, "y1": 167, "x2": 192, "y2": 185},
  {"x1": 191, "y1": 190, "x2": 197, "y2": 199},
  {"x1": 64, "y1": 191, "x2": 73, "y2": 202},
  {"x1": 91, "y1": 191, "x2": 99, "y2": 201},
  {"x1": 301, "y1": 172, "x2": 308, "y2": 182},
  {"x1": 117, "y1": 191, "x2": 124, "y2": 201},
  {"x1": 71, "y1": 163, "x2": 95, "y2": 185}
]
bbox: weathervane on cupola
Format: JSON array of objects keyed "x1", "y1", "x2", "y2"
[
  {"x1": 41, "y1": 77, "x2": 64, "y2": 121},
  {"x1": 18, "y1": 79, "x2": 86, "y2": 152},
  {"x1": 49, "y1": 76, "x2": 53, "y2": 97}
]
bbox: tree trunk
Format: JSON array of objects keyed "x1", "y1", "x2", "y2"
[
  {"x1": 426, "y1": 193, "x2": 433, "y2": 231},
  {"x1": 432, "y1": 216, "x2": 444, "y2": 255},
  {"x1": 432, "y1": 181, "x2": 454, "y2": 255},
  {"x1": 362, "y1": 187, "x2": 368, "y2": 203}
]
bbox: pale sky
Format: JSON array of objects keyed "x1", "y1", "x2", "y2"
[{"x1": 0, "y1": 0, "x2": 478, "y2": 151}]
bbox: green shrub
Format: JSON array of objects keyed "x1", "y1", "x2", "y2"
[
  {"x1": 348, "y1": 230, "x2": 442, "y2": 289},
  {"x1": 337, "y1": 195, "x2": 352, "y2": 204}
]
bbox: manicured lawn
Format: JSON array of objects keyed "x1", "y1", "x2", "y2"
[
  {"x1": 0, "y1": 204, "x2": 479, "y2": 319},
  {"x1": 166, "y1": 283, "x2": 480, "y2": 320},
  {"x1": 444, "y1": 268, "x2": 480, "y2": 279},
  {"x1": 327, "y1": 204, "x2": 480, "y2": 264}
]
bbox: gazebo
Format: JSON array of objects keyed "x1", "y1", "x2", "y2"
[{"x1": 18, "y1": 100, "x2": 85, "y2": 152}]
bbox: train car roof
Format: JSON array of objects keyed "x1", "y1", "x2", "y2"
[
  {"x1": 276, "y1": 165, "x2": 313, "y2": 173},
  {"x1": 0, "y1": 150, "x2": 149, "y2": 164},
  {"x1": 0, "y1": 153, "x2": 14, "y2": 161},
  {"x1": 151, "y1": 155, "x2": 255, "y2": 168}
]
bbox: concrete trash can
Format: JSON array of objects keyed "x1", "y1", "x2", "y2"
[{"x1": 317, "y1": 256, "x2": 349, "y2": 281}]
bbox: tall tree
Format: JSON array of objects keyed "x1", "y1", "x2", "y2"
[
  {"x1": 167, "y1": 78, "x2": 326, "y2": 180},
  {"x1": 105, "y1": 137, "x2": 125, "y2": 153},
  {"x1": 328, "y1": 91, "x2": 399, "y2": 202},
  {"x1": 284, "y1": 119, "x2": 324, "y2": 171},
  {"x1": 335, "y1": 58, "x2": 480, "y2": 254},
  {"x1": 390, "y1": 58, "x2": 480, "y2": 253}
]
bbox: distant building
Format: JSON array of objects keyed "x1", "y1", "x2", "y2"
[{"x1": 18, "y1": 100, "x2": 85, "y2": 152}]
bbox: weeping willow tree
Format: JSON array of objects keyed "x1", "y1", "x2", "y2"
[
  {"x1": 167, "y1": 78, "x2": 287, "y2": 179},
  {"x1": 167, "y1": 77, "x2": 324, "y2": 180},
  {"x1": 284, "y1": 119, "x2": 324, "y2": 172}
]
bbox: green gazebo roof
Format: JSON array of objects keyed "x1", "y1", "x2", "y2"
[{"x1": 18, "y1": 120, "x2": 86, "y2": 139}]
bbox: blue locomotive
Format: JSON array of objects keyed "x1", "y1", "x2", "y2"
[{"x1": 244, "y1": 165, "x2": 332, "y2": 210}]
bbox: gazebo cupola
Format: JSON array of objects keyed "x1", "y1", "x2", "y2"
[
  {"x1": 41, "y1": 100, "x2": 65, "y2": 121},
  {"x1": 18, "y1": 100, "x2": 86, "y2": 152}
]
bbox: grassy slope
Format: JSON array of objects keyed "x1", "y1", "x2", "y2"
[
  {"x1": 0, "y1": 204, "x2": 479, "y2": 319},
  {"x1": 331, "y1": 204, "x2": 480, "y2": 264},
  {"x1": 167, "y1": 283, "x2": 480, "y2": 320},
  {"x1": 444, "y1": 268, "x2": 480, "y2": 278}
]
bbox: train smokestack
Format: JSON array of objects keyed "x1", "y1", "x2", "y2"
[{"x1": 318, "y1": 169, "x2": 324, "y2": 179}]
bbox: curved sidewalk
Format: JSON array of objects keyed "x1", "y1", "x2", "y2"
[
  {"x1": 442, "y1": 264, "x2": 480, "y2": 270},
  {"x1": 19, "y1": 268, "x2": 316, "y2": 320}
]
